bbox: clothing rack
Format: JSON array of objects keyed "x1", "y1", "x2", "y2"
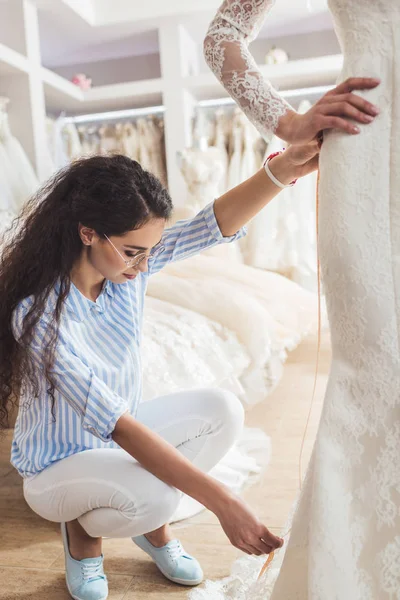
[
  {"x1": 61, "y1": 84, "x2": 333, "y2": 126},
  {"x1": 63, "y1": 105, "x2": 165, "y2": 125}
]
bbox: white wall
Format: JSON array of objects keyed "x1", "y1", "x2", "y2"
[
  {"x1": 198, "y1": 28, "x2": 340, "y2": 73},
  {"x1": 49, "y1": 28, "x2": 339, "y2": 85},
  {"x1": 52, "y1": 53, "x2": 161, "y2": 86},
  {"x1": 252, "y1": 28, "x2": 340, "y2": 63},
  {"x1": 0, "y1": 0, "x2": 27, "y2": 55}
]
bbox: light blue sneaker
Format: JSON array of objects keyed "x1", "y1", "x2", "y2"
[
  {"x1": 132, "y1": 535, "x2": 204, "y2": 586},
  {"x1": 61, "y1": 523, "x2": 108, "y2": 600}
]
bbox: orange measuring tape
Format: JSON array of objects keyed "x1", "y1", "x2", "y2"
[{"x1": 258, "y1": 169, "x2": 322, "y2": 581}]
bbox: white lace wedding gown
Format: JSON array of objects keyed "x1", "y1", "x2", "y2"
[{"x1": 190, "y1": 1, "x2": 400, "y2": 599}]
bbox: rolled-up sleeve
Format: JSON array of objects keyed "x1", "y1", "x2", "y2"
[
  {"x1": 47, "y1": 345, "x2": 129, "y2": 442},
  {"x1": 12, "y1": 304, "x2": 128, "y2": 442},
  {"x1": 148, "y1": 201, "x2": 246, "y2": 275}
]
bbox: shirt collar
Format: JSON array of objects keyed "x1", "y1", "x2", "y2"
[{"x1": 54, "y1": 279, "x2": 114, "y2": 323}]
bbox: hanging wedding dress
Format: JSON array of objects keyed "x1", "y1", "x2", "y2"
[
  {"x1": 227, "y1": 114, "x2": 245, "y2": 190},
  {"x1": 0, "y1": 100, "x2": 38, "y2": 213},
  {"x1": 0, "y1": 208, "x2": 16, "y2": 250},
  {"x1": 47, "y1": 116, "x2": 70, "y2": 171},
  {"x1": 54, "y1": 116, "x2": 169, "y2": 187},
  {"x1": 190, "y1": 1, "x2": 400, "y2": 599},
  {"x1": 98, "y1": 125, "x2": 119, "y2": 155},
  {"x1": 116, "y1": 122, "x2": 140, "y2": 161},
  {"x1": 241, "y1": 100, "x2": 318, "y2": 291},
  {"x1": 137, "y1": 118, "x2": 153, "y2": 173},
  {"x1": 213, "y1": 109, "x2": 230, "y2": 194},
  {"x1": 0, "y1": 156, "x2": 15, "y2": 214},
  {"x1": 240, "y1": 119, "x2": 259, "y2": 183},
  {"x1": 146, "y1": 117, "x2": 168, "y2": 186},
  {"x1": 123, "y1": 122, "x2": 141, "y2": 162},
  {"x1": 242, "y1": 133, "x2": 286, "y2": 272},
  {"x1": 178, "y1": 129, "x2": 244, "y2": 263},
  {"x1": 63, "y1": 123, "x2": 83, "y2": 161}
]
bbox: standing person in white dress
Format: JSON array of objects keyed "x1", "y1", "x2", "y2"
[
  {"x1": 196, "y1": 1, "x2": 399, "y2": 599},
  {"x1": 0, "y1": 144, "x2": 342, "y2": 600}
]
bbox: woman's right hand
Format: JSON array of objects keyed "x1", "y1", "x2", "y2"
[
  {"x1": 278, "y1": 77, "x2": 381, "y2": 145},
  {"x1": 214, "y1": 494, "x2": 283, "y2": 556}
]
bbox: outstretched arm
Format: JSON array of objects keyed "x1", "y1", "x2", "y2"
[
  {"x1": 205, "y1": 0, "x2": 381, "y2": 143},
  {"x1": 214, "y1": 141, "x2": 319, "y2": 236}
]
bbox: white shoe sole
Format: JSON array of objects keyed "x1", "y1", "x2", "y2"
[
  {"x1": 65, "y1": 577, "x2": 108, "y2": 600},
  {"x1": 156, "y1": 564, "x2": 203, "y2": 587}
]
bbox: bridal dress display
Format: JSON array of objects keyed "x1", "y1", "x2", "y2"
[
  {"x1": 49, "y1": 116, "x2": 168, "y2": 186},
  {"x1": 214, "y1": 110, "x2": 230, "y2": 194},
  {"x1": 190, "y1": 103, "x2": 318, "y2": 291},
  {"x1": 0, "y1": 97, "x2": 39, "y2": 215},
  {"x1": 189, "y1": 1, "x2": 400, "y2": 599},
  {"x1": 116, "y1": 122, "x2": 140, "y2": 162},
  {"x1": 243, "y1": 100, "x2": 319, "y2": 292},
  {"x1": 227, "y1": 115, "x2": 245, "y2": 190},
  {"x1": 177, "y1": 132, "x2": 244, "y2": 263},
  {"x1": 0, "y1": 208, "x2": 16, "y2": 251}
]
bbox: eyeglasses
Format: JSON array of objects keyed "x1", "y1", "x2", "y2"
[{"x1": 104, "y1": 234, "x2": 165, "y2": 269}]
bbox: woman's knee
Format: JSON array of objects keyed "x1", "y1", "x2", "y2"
[
  {"x1": 207, "y1": 388, "x2": 245, "y2": 441},
  {"x1": 141, "y1": 484, "x2": 181, "y2": 532},
  {"x1": 81, "y1": 483, "x2": 181, "y2": 538}
]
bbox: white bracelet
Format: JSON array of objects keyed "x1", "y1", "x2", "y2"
[{"x1": 263, "y1": 153, "x2": 296, "y2": 189}]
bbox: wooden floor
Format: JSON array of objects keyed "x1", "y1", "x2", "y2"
[{"x1": 0, "y1": 332, "x2": 331, "y2": 600}]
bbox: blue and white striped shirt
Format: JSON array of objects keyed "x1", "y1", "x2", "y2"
[{"x1": 11, "y1": 202, "x2": 246, "y2": 478}]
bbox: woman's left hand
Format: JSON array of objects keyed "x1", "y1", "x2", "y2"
[
  {"x1": 269, "y1": 142, "x2": 320, "y2": 185},
  {"x1": 285, "y1": 141, "x2": 320, "y2": 178}
]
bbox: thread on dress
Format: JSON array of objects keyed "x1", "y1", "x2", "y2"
[{"x1": 258, "y1": 168, "x2": 321, "y2": 580}]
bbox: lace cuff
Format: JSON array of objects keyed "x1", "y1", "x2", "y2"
[{"x1": 204, "y1": 0, "x2": 292, "y2": 139}]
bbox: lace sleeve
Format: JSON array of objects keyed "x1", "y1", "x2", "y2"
[{"x1": 204, "y1": 0, "x2": 292, "y2": 139}]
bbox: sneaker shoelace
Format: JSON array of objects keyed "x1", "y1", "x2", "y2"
[
  {"x1": 166, "y1": 540, "x2": 190, "y2": 562},
  {"x1": 81, "y1": 560, "x2": 106, "y2": 583}
]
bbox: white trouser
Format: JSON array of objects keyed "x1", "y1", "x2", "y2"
[{"x1": 23, "y1": 388, "x2": 244, "y2": 538}]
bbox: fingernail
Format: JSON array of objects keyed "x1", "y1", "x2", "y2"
[
  {"x1": 353, "y1": 126, "x2": 360, "y2": 134},
  {"x1": 371, "y1": 106, "x2": 380, "y2": 115},
  {"x1": 364, "y1": 115, "x2": 374, "y2": 122}
]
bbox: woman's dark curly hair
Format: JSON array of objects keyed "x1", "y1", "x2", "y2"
[{"x1": 0, "y1": 154, "x2": 173, "y2": 429}]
